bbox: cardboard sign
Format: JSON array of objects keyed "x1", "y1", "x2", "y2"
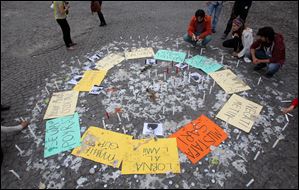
[
  {"x1": 169, "y1": 115, "x2": 228, "y2": 164},
  {"x1": 73, "y1": 70, "x2": 107, "y2": 92},
  {"x1": 209, "y1": 69, "x2": 251, "y2": 94},
  {"x1": 185, "y1": 55, "x2": 204, "y2": 69},
  {"x1": 154, "y1": 50, "x2": 186, "y2": 63},
  {"x1": 121, "y1": 138, "x2": 180, "y2": 174},
  {"x1": 44, "y1": 91, "x2": 79, "y2": 119},
  {"x1": 185, "y1": 55, "x2": 223, "y2": 74},
  {"x1": 216, "y1": 94, "x2": 263, "y2": 133},
  {"x1": 95, "y1": 53, "x2": 125, "y2": 71},
  {"x1": 125, "y1": 48, "x2": 155, "y2": 60},
  {"x1": 72, "y1": 127, "x2": 133, "y2": 168},
  {"x1": 44, "y1": 112, "x2": 81, "y2": 158}
]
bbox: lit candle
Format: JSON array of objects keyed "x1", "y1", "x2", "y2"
[
  {"x1": 246, "y1": 179, "x2": 254, "y2": 187},
  {"x1": 272, "y1": 138, "x2": 280, "y2": 148},
  {"x1": 257, "y1": 77, "x2": 262, "y2": 85},
  {"x1": 253, "y1": 151, "x2": 260, "y2": 161},
  {"x1": 9, "y1": 170, "x2": 21, "y2": 180},
  {"x1": 15, "y1": 144, "x2": 24, "y2": 155},
  {"x1": 45, "y1": 87, "x2": 50, "y2": 95}
]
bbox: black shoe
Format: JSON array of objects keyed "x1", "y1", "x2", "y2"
[
  {"x1": 99, "y1": 23, "x2": 107, "y2": 27},
  {"x1": 254, "y1": 63, "x2": 267, "y2": 71},
  {"x1": 1, "y1": 105, "x2": 10, "y2": 111},
  {"x1": 265, "y1": 73, "x2": 274, "y2": 78}
]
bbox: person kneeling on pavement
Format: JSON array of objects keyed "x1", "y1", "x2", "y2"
[
  {"x1": 183, "y1": 9, "x2": 212, "y2": 48},
  {"x1": 250, "y1": 26, "x2": 285, "y2": 78}
]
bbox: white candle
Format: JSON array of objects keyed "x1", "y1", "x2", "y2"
[
  {"x1": 148, "y1": 70, "x2": 151, "y2": 78},
  {"x1": 285, "y1": 114, "x2": 289, "y2": 122},
  {"x1": 126, "y1": 114, "x2": 130, "y2": 122},
  {"x1": 203, "y1": 91, "x2": 206, "y2": 101},
  {"x1": 146, "y1": 35, "x2": 148, "y2": 39},
  {"x1": 176, "y1": 39, "x2": 179, "y2": 49},
  {"x1": 236, "y1": 131, "x2": 241, "y2": 140},
  {"x1": 172, "y1": 105, "x2": 175, "y2": 115},
  {"x1": 212, "y1": 80, "x2": 216, "y2": 87},
  {"x1": 122, "y1": 126, "x2": 126, "y2": 134},
  {"x1": 102, "y1": 119, "x2": 106, "y2": 129},
  {"x1": 188, "y1": 73, "x2": 191, "y2": 83},
  {"x1": 246, "y1": 179, "x2": 254, "y2": 187},
  {"x1": 164, "y1": 72, "x2": 166, "y2": 81},
  {"x1": 45, "y1": 87, "x2": 50, "y2": 95},
  {"x1": 282, "y1": 122, "x2": 288, "y2": 131},
  {"x1": 221, "y1": 55, "x2": 224, "y2": 64},
  {"x1": 201, "y1": 78, "x2": 204, "y2": 85},
  {"x1": 54, "y1": 81, "x2": 59, "y2": 90},
  {"x1": 146, "y1": 40, "x2": 148, "y2": 46},
  {"x1": 163, "y1": 106, "x2": 165, "y2": 114},
  {"x1": 155, "y1": 70, "x2": 158, "y2": 78},
  {"x1": 117, "y1": 112, "x2": 122, "y2": 123},
  {"x1": 107, "y1": 47, "x2": 109, "y2": 54},
  {"x1": 28, "y1": 125, "x2": 37, "y2": 139},
  {"x1": 15, "y1": 144, "x2": 24, "y2": 155},
  {"x1": 77, "y1": 58, "x2": 81, "y2": 65},
  {"x1": 209, "y1": 86, "x2": 213, "y2": 94},
  {"x1": 272, "y1": 138, "x2": 280, "y2": 148},
  {"x1": 257, "y1": 77, "x2": 262, "y2": 85},
  {"x1": 287, "y1": 113, "x2": 293, "y2": 117},
  {"x1": 188, "y1": 64, "x2": 190, "y2": 70},
  {"x1": 36, "y1": 104, "x2": 41, "y2": 112},
  {"x1": 9, "y1": 170, "x2": 21, "y2": 180},
  {"x1": 253, "y1": 151, "x2": 260, "y2": 160},
  {"x1": 200, "y1": 48, "x2": 203, "y2": 55},
  {"x1": 20, "y1": 117, "x2": 25, "y2": 122},
  {"x1": 281, "y1": 100, "x2": 292, "y2": 103},
  {"x1": 237, "y1": 60, "x2": 240, "y2": 67}
]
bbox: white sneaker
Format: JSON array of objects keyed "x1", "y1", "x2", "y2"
[{"x1": 244, "y1": 57, "x2": 251, "y2": 63}]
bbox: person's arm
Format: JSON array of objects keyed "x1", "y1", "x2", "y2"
[
  {"x1": 282, "y1": 98, "x2": 298, "y2": 114},
  {"x1": 187, "y1": 17, "x2": 196, "y2": 39},
  {"x1": 1, "y1": 121, "x2": 29, "y2": 133},
  {"x1": 58, "y1": 1, "x2": 68, "y2": 15},
  {"x1": 198, "y1": 17, "x2": 212, "y2": 39},
  {"x1": 238, "y1": 29, "x2": 253, "y2": 58}
]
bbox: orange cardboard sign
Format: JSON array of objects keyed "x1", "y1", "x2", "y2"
[{"x1": 169, "y1": 115, "x2": 228, "y2": 164}]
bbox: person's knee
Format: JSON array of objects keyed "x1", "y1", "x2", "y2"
[
  {"x1": 183, "y1": 34, "x2": 191, "y2": 42},
  {"x1": 205, "y1": 35, "x2": 212, "y2": 43},
  {"x1": 222, "y1": 40, "x2": 229, "y2": 47}
]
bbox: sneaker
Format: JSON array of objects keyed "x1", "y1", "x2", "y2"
[
  {"x1": 264, "y1": 73, "x2": 274, "y2": 78},
  {"x1": 221, "y1": 33, "x2": 227, "y2": 40},
  {"x1": 67, "y1": 46, "x2": 75, "y2": 50},
  {"x1": 70, "y1": 42, "x2": 77, "y2": 46},
  {"x1": 99, "y1": 23, "x2": 107, "y2": 27}
]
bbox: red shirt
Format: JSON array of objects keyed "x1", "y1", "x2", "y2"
[
  {"x1": 187, "y1": 15, "x2": 212, "y2": 40},
  {"x1": 291, "y1": 98, "x2": 298, "y2": 108}
]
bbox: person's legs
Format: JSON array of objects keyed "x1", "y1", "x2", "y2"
[
  {"x1": 206, "y1": 3, "x2": 216, "y2": 32},
  {"x1": 265, "y1": 63, "x2": 281, "y2": 77},
  {"x1": 97, "y1": 11, "x2": 107, "y2": 26},
  {"x1": 212, "y1": 2, "x2": 223, "y2": 33},
  {"x1": 201, "y1": 35, "x2": 212, "y2": 46},
  {"x1": 56, "y1": 19, "x2": 72, "y2": 47},
  {"x1": 223, "y1": 37, "x2": 240, "y2": 50},
  {"x1": 183, "y1": 33, "x2": 196, "y2": 46}
]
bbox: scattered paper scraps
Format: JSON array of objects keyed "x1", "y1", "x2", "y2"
[
  {"x1": 88, "y1": 54, "x2": 101, "y2": 63},
  {"x1": 67, "y1": 75, "x2": 83, "y2": 85},
  {"x1": 121, "y1": 138, "x2": 180, "y2": 174},
  {"x1": 44, "y1": 112, "x2": 81, "y2": 158},
  {"x1": 175, "y1": 62, "x2": 188, "y2": 69},
  {"x1": 44, "y1": 91, "x2": 79, "y2": 120},
  {"x1": 125, "y1": 47, "x2": 155, "y2": 60},
  {"x1": 209, "y1": 69, "x2": 251, "y2": 94},
  {"x1": 89, "y1": 85, "x2": 104, "y2": 95},
  {"x1": 216, "y1": 94, "x2": 263, "y2": 133},
  {"x1": 73, "y1": 70, "x2": 107, "y2": 92},
  {"x1": 143, "y1": 123, "x2": 164, "y2": 136},
  {"x1": 145, "y1": 58, "x2": 157, "y2": 65},
  {"x1": 154, "y1": 49, "x2": 186, "y2": 63},
  {"x1": 72, "y1": 127, "x2": 133, "y2": 168},
  {"x1": 169, "y1": 115, "x2": 228, "y2": 164}
]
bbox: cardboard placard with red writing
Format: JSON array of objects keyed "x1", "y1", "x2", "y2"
[{"x1": 169, "y1": 115, "x2": 228, "y2": 164}]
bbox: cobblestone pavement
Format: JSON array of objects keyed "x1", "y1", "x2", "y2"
[{"x1": 1, "y1": 1, "x2": 298, "y2": 189}]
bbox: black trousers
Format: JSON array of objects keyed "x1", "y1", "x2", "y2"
[
  {"x1": 97, "y1": 11, "x2": 106, "y2": 24},
  {"x1": 224, "y1": 1, "x2": 252, "y2": 35},
  {"x1": 223, "y1": 37, "x2": 243, "y2": 52},
  {"x1": 56, "y1": 19, "x2": 73, "y2": 47}
]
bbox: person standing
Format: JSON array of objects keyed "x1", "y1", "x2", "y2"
[
  {"x1": 54, "y1": 1, "x2": 76, "y2": 50},
  {"x1": 91, "y1": 1, "x2": 107, "y2": 27},
  {"x1": 206, "y1": 1, "x2": 224, "y2": 33},
  {"x1": 221, "y1": 0, "x2": 252, "y2": 40},
  {"x1": 183, "y1": 9, "x2": 212, "y2": 48}
]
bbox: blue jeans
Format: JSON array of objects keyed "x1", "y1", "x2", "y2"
[
  {"x1": 183, "y1": 32, "x2": 212, "y2": 46},
  {"x1": 206, "y1": 1, "x2": 223, "y2": 31},
  {"x1": 252, "y1": 49, "x2": 281, "y2": 76}
]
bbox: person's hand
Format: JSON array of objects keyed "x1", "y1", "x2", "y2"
[
  {"x1": 191, "y1": 34, "x2": 196, "y2": 41},
  {"x1": 252, "y1": 57, "x2": 259, "y2": 64},
  {"x1": 197, "y1": 37, "x2": 203, "y2": 43},
  {"x1": 232, "y1": 52, "x2": 238, "y2": 57},
  {"x1": 282, "y1": 106, "x2": 295, "y2": 114},
  {"x1": 233, "y1": 33, "x2": 239, "y2": 38},
  {"x1": 20, "y1": 121, "x2": 30, "y2": 129}
]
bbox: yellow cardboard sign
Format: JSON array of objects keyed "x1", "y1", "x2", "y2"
[
  {"x1": 95, "y1": 53, "x2": 125, "y2": 71},
  {"x1": 216, "y1": 94, "x2": 263, "y2": 133},
  {"x1": 73, "y1": 70, "x2": 107, "y2": 92},
  {"x1": 44, "y1": 91, "x2": 79, "y2": 120},
  {"x1": 72, "y1": 127, "x2": 133, "y2": 168},
  {"x1": 121, "y1": 138, "x2": 181, "y2": 174},
  {"x1": 209, "y1": 69, "x2": 251, "y2": 94},
  {"x1": 124, "y1": 48, "x2": 155, "y2": 60}
]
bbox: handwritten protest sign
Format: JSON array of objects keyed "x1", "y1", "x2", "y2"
[
  {"x1": 154, "y1": 50, "x2": 186, "y2": 63},
  {"x1": 169, "y1": 115, "x2": 228, "y2": 164},
  {"x1": 44, "y1": 91, "x2": 79, "y2": 119},
  {"x1": 209, "y1": 69, "x2": 251, "y2": 94},
  {"x1": 95, "y1": 53, "x2": 125, "y2": 71},
  {"x1": 125, "y1": 48, "x2": 155, "y2": 60},
  {"x1": 216, "y1": 94, "x2": 263, "y2": 133},
  {"x1": 73, "y1": 70, "x2": 107, "y2": 92},
  {"x1": 72, "y1": 127, "x2": 133, "y2": 168},
  {"x1": 44, "y1": 112, "x2": 81, "y2": 158},
  {"x1": 185, "y1": 55, "x2": 223, "y2": 74},
  {"x1": 121, "y1": 138, "x2": 180, "y2": 174}
]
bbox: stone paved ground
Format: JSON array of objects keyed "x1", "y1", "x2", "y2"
[{"x1": 1, "y1": 1, "x2": 298, "y2": 189}]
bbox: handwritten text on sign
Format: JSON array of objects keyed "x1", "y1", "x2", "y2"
[
  {"x1": 95, "y1": 53, "x2": 125, "y2": 71},
  {"x1": 121, "y1": 138, "x2": 180, "y2": 174},
  {"x1": 44, "y1": 112, "x2": 81, "y2": 158},
  {"x1": 169, "y1": 115, "x2": 228, "y2": 164},
  {"x1": 72, "y1": 127, "x2": 133, "y2": 168},
  {"x1": 125, "y1": 48, "x2": 155, "y2": 60},
  {"x1": 209, "y1": 69, "x2": 251, "y2": 94},
  {"x1": 154, "y1": 49, "x2": 186, "y2": 63},
  {"x1": 44, "y1": 90, "x2": 79, "y2": 119},
  {"x1": 216, "y1": 94, "x2": 263, "y2": 133},
  {"x1": 73, "y1": 70, "x2": 107, "y2": 92}
]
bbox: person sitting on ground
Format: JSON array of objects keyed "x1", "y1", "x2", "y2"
[
  {"x1": 250, "y1": 26, "x2": 285, "y2": 78},
  {"x1": 282, "y1": 98, "x2": 298, "y2": 114},
  {"x1": 222, "y1": 17, "x2": 253, "y2": 60},
  {"x1": 183, "y1": 9, "x2": 212, "y2": 48}
]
